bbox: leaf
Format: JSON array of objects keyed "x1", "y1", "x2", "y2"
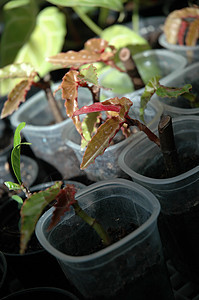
[
  {"x1": 47, "y1": 38, "x2": 116, "y2": 69},
  {"x1": 48, "y1": 184, "x2": 77, "y2": 231},
  {"x1": 20, "y1": 181, "x2": 62, "y2": 254},
  {"x1": 73, "y1": 102, "x2": 121, "y2": 116},
  {"x1": 81, "y1": 117, "x2": 122, "y2": 169},
  {"x1": 140, "y1": 76, "x2": 160, "y2": 122},
  {"x1": 0, "y1": 6, "x2": 66, "y2": 96},
  {"x1": 186, "y1": 18, "x2": 199, "y2": 46},
  {"x1": 79, "y1": 64, "x2": 99, "y2": 86},
  {"x1": 156, "y1": 84, "x2": 193, "y2": 98},
  {"x1": 81, "y1": 112, "x2": 101, "y2": 149},
  {"x1": 164, "y1": 7, "x2": 199, "y2": 45},
  {"x1": 0, "y1": 63, "x2": 36, "y2": 79},
  {"x1": 101, "y1": 25, "x2": 149, "y2": 49},
  {"x1": 4, "y1": 181, "x2": 22, "y2": 191},
  {"x1": 46, "y1": 0, "x2": 123, "y2": 11},
  {"x1": 57, "y1": 70, "x2": 82, "y2": 134},
  {"x1": 10, "y1": 122, "x2": 26, "y2": 185},
  {"x1": 13, "y1": 121, "x2": 26, "y2": 147},
  {"x1": 0, "y1": 0, "x2": 38, "y2": 67},
  {"x1": 1, "y1": 79, "x2": 33, "y2": 118}
]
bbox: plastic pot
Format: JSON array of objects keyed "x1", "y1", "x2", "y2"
[
  {"x1": 0, "y1": 287, "x2": 79, "y2": 300},
  {"x1": 118, "y1": 116, "x2": 199, "y2": 282},
  {"x1": 153, "y1": 62, "x2": 199, "y2": 117},
  {"x1": 10, "y1": 83, "x2": 92, "y2": 179},
  {"x1": 159, "y1": 33, "x2": 199, "y2": 65},
  {"x1": 0, "y1": 180, "x2": 85, "y2": 290},
  {"x1": 36, "y1": 179, "x2": 174, "y2": 299},
  {"x1": 63, "y1": 98, "x2": 163, "y2": 182},
  {"x1": 99, "y1": 49, "x2": 187, "y2": 100}
]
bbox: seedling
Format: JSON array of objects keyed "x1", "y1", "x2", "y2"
[{"x1": 4, "y1": 123, "x2": 111, "y2": 254}]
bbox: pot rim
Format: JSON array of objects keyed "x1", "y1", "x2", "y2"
[{"x1": 36, "y1": 178, "x2": 160, "y2": 263}]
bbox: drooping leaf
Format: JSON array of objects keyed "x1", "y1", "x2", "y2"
[
  {"x1": 4, "y1": 181, "x2": 22, "y2": 191},
  {"x1": 56, "y1": 70, "x2": 82, "y2": 133},
  {"x1": 0, "y1": 0, "x2": 38, "y2": 67},
  {"x1": 80, "y1": 97, "x2": 132, "y2": 168},
  {"x1": 186, "y1": 18, "x2": 199, "y2": 46},
  {"x1": 12, "y1": 195, "x2": 23, "y2": 209},
  {"x1": 1, "y1": 79, "x2": 34, "y2": 118},
  {"x1": 46, "y1": 0, "x2": 123, "y2": 11},
  {"x1": 0, "y1": 63, "x2": 36, "y2": 79},
  {"x1": 80, "y1": 112, "x2": 101, "y2": 149},
  {"x1": 13, "y1": 121, "x2": 26, "y2": 147},
  {"x1": 20, "y1": 181, "x2": 62, "y2": 254},
  {"x1": 81, "y1": 117, "x2": 122, "y2": 169},
  {"x1": 48, "y1": 184, "x2": 77, "y2": 231},
  {"x1": 140, "y1": 76, "x2": 160, "y2": 122},
  {"x1": 156, "y1": 84, "x2": 193, "y2": 98},
  {"x1": 47, "y1": 38, "x2": 116, "y2": 69}
]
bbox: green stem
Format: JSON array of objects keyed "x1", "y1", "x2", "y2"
[
  {"x1": 73, "y1": 6, "x2": 103, "y2": 36},
  {"x1": 73, "y1": 202, "x2": 111, "y2": 246},
  {"x1": 132, "y1": 0, "x2": 139, "y2": 33}
]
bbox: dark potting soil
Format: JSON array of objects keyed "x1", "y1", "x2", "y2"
[
  {"x1": 139, "y1": 152, "x2": 199, "y2": 179},
  {"x1": 0, "y1": 200, "x2": 43, "y2": 254}
]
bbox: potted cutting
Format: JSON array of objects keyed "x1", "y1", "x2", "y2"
[
  {"x1": 3, "y1": 122, "x2": 175, "y2": 299},
  {"x1": 0, "y1": 123, "x2": 85, "y2": 290},
  {"x1": 153, "y1": 62, "x2": 199, "y2": 117},
  {"x1": 159, "y1": 6, "x2": 199, "y2": 64}
]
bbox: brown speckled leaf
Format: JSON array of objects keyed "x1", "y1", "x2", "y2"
[
  {"x1": 1, "y1": 79, "x2": 33, "y2": 118},
  {"x1": 57, "y1": 70, "x2": 82, "y2": 133}
]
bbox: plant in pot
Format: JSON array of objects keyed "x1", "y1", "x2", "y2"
[
  {"x1": 4, "y1": 125, "x2": 175, "y2": 299},
  {"x1": 0, "y1": 122, "x2": 85, "y2": 291},
  {"x1": 67, "y1": 78, "x2": 199, "y2": 284},
  {"x1": 56, "y1": 66, "x2": 192, "y2": 181},
  {"x1": 159, "y1": 6, "x2": 199, "y2": 64},
  {"x1": 152, "y1": 61, "x2": 199, "y2": 117}
]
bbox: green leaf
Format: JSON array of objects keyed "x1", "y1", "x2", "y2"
[
  {"x1": 13, "y1": 122, "x2": 26, "y2": 147},
  {"x1": 46, "y1": 0, "x2": 123, "y2": 11},
  {"x1": 0, "y1": 6, "x2": 66, "y2": 96},
  {"x1": 4, "y1": 181, "x2": 22, "y2": 191},
  {"x1": 0, "y1": 0, "x2": 38, "y2": 67},
  {"x1": 156, "y1": 84, "x2": 193, "y2": 98},
  {"x1": 20, "y1": 181, "x2": 62, "y2": 254},
  {"x1": 81, "y1": 112, "x2": 101, "y2": 149},
  {"x1": 140, "y1": 76, "x2": 160, "y2": 122},
  {"x1": 12, "y1": 195, "x2": 23, "y2": 204},
  {"x1": 79, "y1": 64, "x2": 99, "y2": 86},
  {"x1": 101, "y1": 25, "x2": 149, "y2": 49},
  {"x1": 10, "y1": 122, "x2": 26, "y2": 184}
]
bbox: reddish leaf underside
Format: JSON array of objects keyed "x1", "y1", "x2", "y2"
[
  {"x1": 48, "y1": 184, "x2": 77, "y2": 231},
  {"x1": 1, "y1": 79, "x2": 33, "y2": 118}
]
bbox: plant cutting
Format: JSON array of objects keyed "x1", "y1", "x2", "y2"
[
  {"x1": 159, "y1": 6, "x2": 199, "y2": 64},
  {"x1": 4, "y1": 122, "x2": 175, "y2": 299}
]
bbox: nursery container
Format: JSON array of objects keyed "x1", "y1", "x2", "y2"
[
  {"x1": 0, "y1": 287, "x2": 79, "y2": 300},
  {"x1": 10, "y1": 83, "x2": 92, "y2": 179},
  {"x1": 0, "y1": 180, "x2": 85, "y2": 290},
  {"x1": 159, "y1": 33, "x2": 199, "y2": 65},
  {"x1": 63, "y1": 98, "x2": 163, "y2": 182},
  {"x1": 153, "y1": 62, "x2": 199, "y2": 117},
  {"x1": 36, "y1": 179, "x2": 174, "y2": 300},
  {"x1": 99, "y1": 49, "x2": 187, "y2": 100},
  {"x1": 118, "y1": 116, "x2": 199, "y2": 283}
]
